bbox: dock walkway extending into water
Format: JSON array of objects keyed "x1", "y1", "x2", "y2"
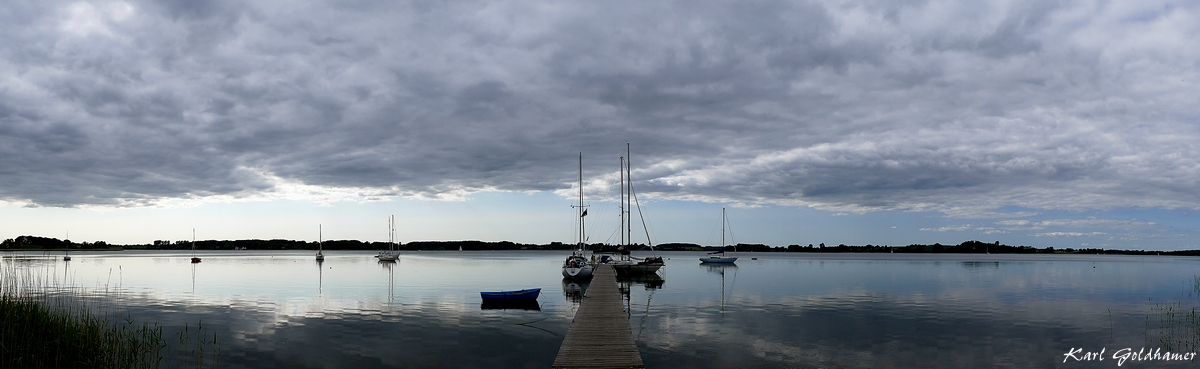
[{"x1": 552, "y1": 265, "x2": 645, "y2": 369}]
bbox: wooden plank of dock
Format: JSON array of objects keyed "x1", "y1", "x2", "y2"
[{"x1": 552, "y1": 265, "x2": 645, "y2": 369}]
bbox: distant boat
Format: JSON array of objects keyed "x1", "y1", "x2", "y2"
[
  {"x1": 316, "y1": 224, "x2": 325, "y2": 261},
  {"x1": 63, "y1": 231, "x2": 71, "y2": 261},
  {"x1": 563, "y1": 152, "x2": 595, "y2": 279},
  {"x1": 700, "y1": 208, "x2": 738, "y2": 264},
  {"x1": 480, "y1": 288, "x2": 541, "y2": 302},
  {"x1": 376, "y1": 215, "x2": 399, "y2": 262},
  {"x1": 190, "y1": 228, "x2": 201, "y2": 263}
]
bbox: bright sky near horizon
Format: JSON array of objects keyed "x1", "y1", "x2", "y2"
[{"x1": 2, "y1": 0, "x2": 1199, "y2": 250}]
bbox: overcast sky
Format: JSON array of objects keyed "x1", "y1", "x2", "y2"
[{"x1": 2, "y1": 0, "x2": 1198, "y2": 250}]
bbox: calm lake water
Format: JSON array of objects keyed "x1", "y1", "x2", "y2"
[{"x1": 5, "y1": 250, "x2": 1200, "y2": 368}]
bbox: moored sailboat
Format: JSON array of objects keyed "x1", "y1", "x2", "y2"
[
  {"x1": 376, "y1": 216, "x2": 399, "y2": 262},
  {"x1": 700, "y1": 208, "x2": 738, "y2": 264},
  {"x1": 600, "y1": 143, "x2": 664, "y2": 276},
  {"x1": 315, "y1": 224, "x2": 325, "y2": 261},
  {"x1": 190, "y1": 228, "x2": 201, "y2": 263},
  {"x1": 63, "y1": 231, "x2": 71, "y2": 261},
  {"x1": 563, "y1": 152, "x2": 595, "y2": 279}
]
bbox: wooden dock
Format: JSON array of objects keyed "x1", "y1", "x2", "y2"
[{"x1": 552, "y1": 265, "x2": 645, "y2": 369}]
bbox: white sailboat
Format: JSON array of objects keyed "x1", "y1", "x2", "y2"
[
  {"x1": 700, "y1": 207, "x2": 738, "y2": 264},
  {"x1": 315, "y1": 224, "x2": 325, "y2": 261},
  {"x1": 600, "y1": 143, "x2": 664, "y2": 276},
  {"x1": 376, "y1": 215, "x2": 399, "y2": 262},
  {"x1": 563, "y1": 152, "x2": 596, "y2": 279}
]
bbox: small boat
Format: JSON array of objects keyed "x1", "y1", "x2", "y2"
[
  {"x1": 376, "y1": 215, "x2": 399, "y2": 262},
  {"x1": 190, "y1": 228, "x2": 201, "y2": 263},
  {"x1": 480, "y1": 288, "x2": 541, "y2": 302},
  {"x1": 700, "y1": 208, "x2": 737, "y2": 264},
  {"x1": 315, "y1": 224, "x2": 325, "y2": 261}
]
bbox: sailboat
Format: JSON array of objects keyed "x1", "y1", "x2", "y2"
[
  {"x1": 190, "y1": 228, "x2": 201, "y2": 263},
  {"x1": 600, "y1": 143, "x2": 664, "y2": 276},
  {"x1": 563, "y1": 152, "x2": 596, "y2": 279},
  {"x1": 315, "y1": 224, "x2": 325, "y2": 261},
  {"x1": 63, "y1": 231, "x2": 71, "y2": 261},
  {"x1": 700, "y1": 207, "x2": 738, "y2": 264},
  {"x1": 376, "y1": 215, "x2": 399, "y2": 262}
]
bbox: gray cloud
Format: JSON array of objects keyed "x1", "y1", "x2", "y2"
[{"x1": 2, "y1": 0, "x2": 1198, "y2": 227}]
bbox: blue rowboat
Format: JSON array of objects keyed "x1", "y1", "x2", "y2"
[{"x1": 480, "y1": 288, "x2": 541, "y2": 302}]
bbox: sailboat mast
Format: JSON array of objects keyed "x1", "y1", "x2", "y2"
[
  {"x1": 319, "y1": 224, "x2": 323, "y2": 252},
  {"x1": 619, "y1": 156, "x2": 625, "y2": 246},
  {"x1": 722, "y1": 207, "x2": 726, "y2": 248},
  {"x1": 626, "y1": 143, "x2": 632, "y2": 247},
  {"x1": 578, "y1": 152, "x2": 584, "y2": 247}
]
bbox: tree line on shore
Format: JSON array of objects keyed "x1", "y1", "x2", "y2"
[{"x1": 3, "y1": 235, "x2": 1197, "y2": 255}]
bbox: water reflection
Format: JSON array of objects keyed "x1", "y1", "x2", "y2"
[
  {"x1": 961, "y1": 261, "x2": 1000, "y2": 269},
  {"x1": 316, "y1": 259, "x2": 324, "y2": 295},
  {"x1": 562, "y1": 278, "x2": 591, "y2": 303},
  {"x1": 190, "y1": 261, "x2": 196, "y2": 295},
  {"x1": 9, "y1": 251, "x2": 1200, "y2": 368},
  {"x1": 619, "y1": 271, "x2": 665, "y2": 342},
  {"x1": 703, "y1": 264, "x2": 737, "y2": 312},
  {"x1": 480, "y1": 299, "x2": 542, "y2": 311},
  {"x1": 380, "y1": 259, "x2": 396, "y2": 303},
  {"x1": 617, "y1": 273, "x2": 665, "y2": 312},
  {"x1": 616, "y1": 273, "x2": 665, "y2": 291}
]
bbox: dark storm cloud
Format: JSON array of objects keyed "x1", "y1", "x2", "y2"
[{"x1": 2, "y1": 0, "x2": 1198, "y2": 219}]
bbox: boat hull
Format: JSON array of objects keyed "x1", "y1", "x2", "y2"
[
  {"x1": 562, "y1": 265, "x2": 595, "y2": 278},
  {"x1": 700, "y1": 257, "x2": 737, "y2": 263},
  {"x1": 480, "y1": 288, "x2": 541, "y2": 302},
  {"x1": 610, "y1": 262, "x2": 663, "y2": 276}
]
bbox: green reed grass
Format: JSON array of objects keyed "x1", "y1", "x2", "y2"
[
  {"x1": 0, "y1": 259, "x2": 218, "y2": 368},
  {"x1": 1146, "y1": 276, "x2": 1200, "y2": 353},
  {"x1": 1148, "y1": 300, "x2": 1200, "y2": 352}
]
